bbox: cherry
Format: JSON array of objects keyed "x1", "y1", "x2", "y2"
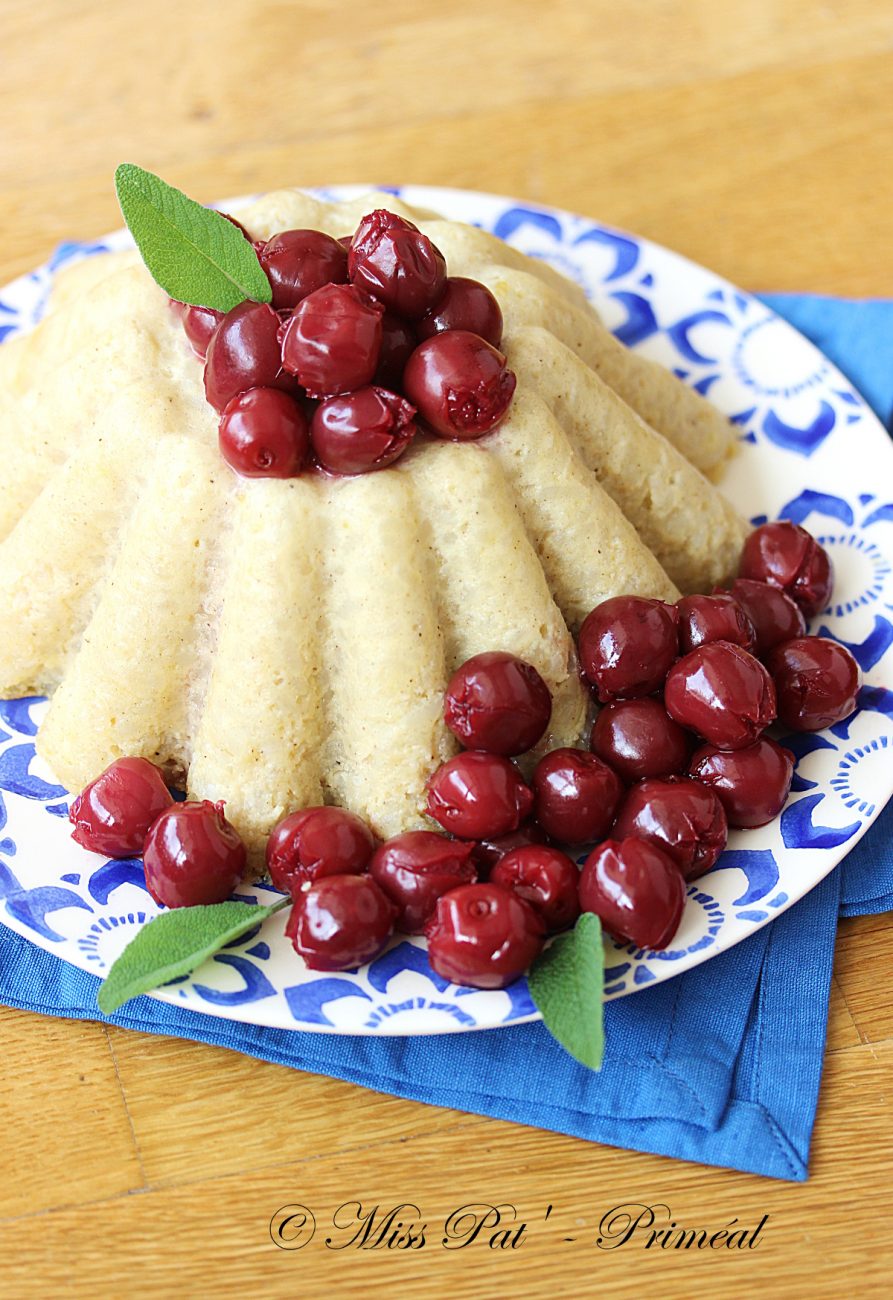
[
  {"x1": 532, "y1": 748, "x2": 624, "y2": 845},
  {"x1": 664, "y1": 641, "x2": 776, "y2": 749},
  {"x1": 578, "y1": 596, "x2": 680, "y2": 702},
  {"x1": 286, "y1": 874, "x2": 396, "y2": 971},
  {"x1": 348, "y1": 210, "x2": 447, "y2": 318},
  {"x1": 424, "y1": 882, "x2": 545, "y2": 989},
  {"x1": 579, "y1": 838, "x2": 685, "y2": 950},
  {"x1": 740, "y1": 521, "x2": 833, "y2": 618},
  {"x1": 310, "y1": 385, "x2": 417, "y2": 475},
  {"x1": 375, "y1": 312, "x2": 417, "y2": 387},
  {"x1": 179, "y1": 304, "x2": 223, "y2": 359},
  {"x1": 265, "y1": 806, "x2": 376, "y2": 897},
  {"x1": 143, "y1": 801, "x2": 246, "y2": 908},
  {"x1": 765, "y1": 636, "x2": 861, "y2": 731},
  {"x1": 690, "y1": 738, "x2": 795, "y2": 828},
  {"x1": 219, "y1": 211, "x2": 252, "y2": 240},
  {"x1": 590, "y1": 697, "x2": 691, "y2": 783},
  {"x1": 69, "y1": 757, "x2": 173, "y2": 857},
  {"x1": 218, "y1": 387, "x2": 310, "y2": 477},
  {"x1": 472, "y1": 821, "x2": 551, "y2": 876},
  {"x1": 611, "y1": 776, "x2": 727, "y2": 880},
  {"x1": 443, "y1": 651, "x2": 552, "y2": 756},
  {"x1": 280, "y1": 282, "x2": 383, "y2": 398},
  {"x1": 718, "y1": 578, "x2": 806, "y2": 656},
  {"x1": 416, "y1": 277, "x2": 503, "y2": 347},
  {"x1": 426, "y1": 752, "x2": 533, "y2": 839},
  {"x1": 369, "y1": 831, "x2": 478, "y2": 934},
  {"x1": 257, "y1": 229, "x2": 348, "y2": 310},
  {"x1": 204, "y1": 300, "x2": 295, "y2": 412},
  {"x1": 402, "y1": 331, "x2": 516, "y2": 440},
  {"x1": 490, "y1": 845, "x2": 580, "y2": 932},
  {"x1": 676, "y1": 592, "x2": 755, "y2": 655}
]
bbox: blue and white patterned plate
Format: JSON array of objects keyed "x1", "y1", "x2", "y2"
[{"x1": 1, "y1": 185, "x2": 891, "y2": 1035}]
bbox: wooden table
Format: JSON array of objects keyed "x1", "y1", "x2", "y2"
[{"x1": 1, "y1": 3, "x2": 892, "y2": 1295}]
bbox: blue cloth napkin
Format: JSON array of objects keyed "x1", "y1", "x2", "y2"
[{"x1": 1, "y1": 293, "x2": 891, "y2": 1183}]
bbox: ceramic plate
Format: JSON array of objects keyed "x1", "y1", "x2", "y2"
[{"x1": 1, "y1": 185, "x2": 891, "y2": 1035}]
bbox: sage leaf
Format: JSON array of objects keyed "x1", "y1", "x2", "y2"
[{"x1": 528, "y1": 911, "x2": 605, "y2": 1070}]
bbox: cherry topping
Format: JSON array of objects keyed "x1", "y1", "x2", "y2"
[
  {"x1": 369, "y1": 831, "x2": 478, "y2": 934},
  {"x1": 664, "y1": 641, "x2": 777, "y2": 749},
  {"x1": 690, "y1": 737, "x2": 795, "y2": 828},
  {"x1": 472, "y1": 821, "x2": 551, "y2": 876},
  {"x1": 718, "y1": 578, "x2": 807, "y2": 656},
  {"x1": 532, "y1": 748, "x2": 624, "y2": 845},
  {"x1": 740, "y1": 521, "x2": 834, "y2": 618},
  {"x1": 310, "y1": 385, "x2": 417, "y2": 474},
  {"x1": 286, "y1": 873, "x2": 396, "y2": 971},
  {"x1": 578, "y1": 596, "x2": 680, "y2": 702},
  {"x1": 69, "y1": 757, "x2": 173, "y2": 857},
  {"x1": 424, "y1": 882, "x2": 545, "y2": 989},
  {"x1": 416, "y1": 277, "x2": 503, "y2": 347},
  {"x1": 443, "y1": 651, "x2": 552, "y2": 756},
  {"x1": 204, "y1": 300, "x2": 295, "y2": 412},
  {"x1": 579, "y1": 838, "x2": 685, "y2": 950},
  {"x1": 143, "y1": 801, "x2": 247, "y2": 908},
  {"x1": 375, "y1": 312, "x2": 417, "y2": 387},
  {"x1": 179, "y1": 304, "x2": 223, "y2": 360},
  {"x1": 348, "y1": 210, "x2": 447, "y2": 318},
  {"x1": 280, "y1": 282, "x2": 383, "y2": 398},
  {"x1": 676, "y1": 593, "x2": 756, "y2": 655},
  {"x1": 490, "y1": 845, "x2": 580, "y2": 933},
  {"x1": 257, "y1": 229, "x2": 348, "y2": 310},
  {"x1": 265, "y1": 806, "x2": 376, "y2": 897},
  {"x1": 590, "y1": 697, "x2": 691, "y2": 783},
  {"x1": 218, "y1": 387, "x2": 310, "y2": 477},
  {"x1": 611, "y1": 776, "x2": 728, "y2": 880},
  {"x1": 402, "y1": 331, "x2": 516, "y2": 440},
  {"x1": 426, "y1": 752, "x2": 534, "y2": 839},
  {"x1": 765, "y1": 636, "x2": 861, "y2": 731}
]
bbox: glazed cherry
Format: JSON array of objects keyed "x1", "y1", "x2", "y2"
[
  {"x1": 740, "y1": 521, "x2": 833, "y2": 618},
  {"x1": 765, "y1": 636, "x2": 861, "y2": 731},
  {"x1": 424, "y1": 882, "x2": 545, "y2": 989},
  {"x1": 280, "y1": 282, "x2": 383, "y2": 398},
  {"x1": 310, "y1": 385, "x2": 417, "y2": 474},
  {"x1": 664, "y1": 641, "x2": 777, "y2": 749},
  {"x1": 690, "y1": 738, "x2": 795, "y2": 828},
  {"x1": 416, "y1": 277, "x2": 503, "y2": 347},
  {"x1": 472, "y1": 821, "x2": 551, "y2": 875},
  {"x1": 719, "y1": 579, "x2": 806, "y2": 656},
  {"x1": 612, "y1": 776, "x2": 727, "y2": 880},
  {"x1": 532, "y1": 748, "x2": 624, "y2": 845},
  {"x1": 257, "y1": 229, "x2": 348, "y2": 310},
  {"x1": 375, "y1": 312, "x2": 417, "y2": 386},
  {"x1": 179, "y1": 304, "x2": 223, "y2": 359},
  {"x1": 143, "y1": 801, "x2": 246, "y2": 909},
  {"x1": 578, "y1": 596, "x2": 680, "y2": 702},
  {"x1": 369, "y1": 831, "x2": 478, "y2": 934},
  {"x1": 402, "y1": 331, "x2": 517, "y2": 440},
  {"x1": 426, "y1": 752, "x2": 533, "y2": 839},
  {"x1": 348, "y1": 210, "x2": 447, "y2": 318},
  {"x1": 69, "y1": 757, "x2": 173, "y2": 857},
  {"x1": 203, "y1": 300, "x2": 295, "y2": 413},
  {"x1": 490, "y1": 845, "x2": 580, "y2": 933},
  {"x1": 579, "y1": 838, "x2": 685, "y2": 950},
  {"x1": 286, "y1": 874, "x2": 396, "y2": 971},
  {"x1": 444, "y1": 651, "x2": 552, "y2": 756},
  {"x1": 265, "y1": 806, "x2": 376, "y2": 897},
  {"x1": 677, "y1": 593, "x2": 755, "y2": 655},
  {"x1": 219, "y1": 387, "x2": 310, "y2": 477},
  {"x1": 590, "y1": 697, "x2": 691, "y2": 783}
]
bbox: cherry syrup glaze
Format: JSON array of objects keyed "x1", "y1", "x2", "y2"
[
  {"x1": 765, "y1": 636, "x2": 861, "y2": 730},
  {"x1": 612, "y1": 775, "x2": 728, "y2": 880},
  {"x1": 416, "y1": 277, "x2": 503, "y2": 347},
  {"x1": 472, "y1": 821, "x2": 551, "y2": 876},
  {"x1": 204, "y1": 300, "x2": 296, "y2": 412},
  {"x1": 219, "y1": 387, "x2": 310, "y2": 477},
  {"x1": 579, "y1": 838, "x2": 685, "y2": 950},
  {"x1": 69, "y1": 757, "x2": 173, "y2": 857},
  {"x1": 578, "y1": 596, "x2": 680, "y2": 702},
  {"x1": 590, "y1": 697, "x2": 691, "y2": 783},
  {"x1": 286, "y1": 873, "x2": 397, "y2": 971},
  {"x1": 280, "y1": 282, "x2": 383, "y2": 398},
  {"x1": 426, "y1": 752, "x2": 534, "y2": 839},
  {"x1": 375, "y1": 313, "x2": 417, "y2": 387},
  {"x1": 424, "y1": 882, "x2": 545, "y2": 989},
  {"x1": 717, "y1": 578, "x2": 807, "y2": 656},
  {"x1": 690, "y1": 737, "x2": 795, "y2": 828},
  {"x1": 443, "y1": 651, "x2": 552, "y2": 756},
  {"x1": 664, "y1": 641, "x2": 777, "y2": 749},
  {"x1": 532, "y1": 748, "x2": 624, "y2": 845},
  {"x1": 143, "y1": 801, "x2": 246, "y2": 908},
  {"x1": 369, "y1": 831, "x2": 478, "y2": 933},
  {"x1": 676, "y1": 593, "x2": 756, "y2": 655},
  {"x1": 257, "y1": 229, "x2": 348, "y2": 310},
  {"x1": 348, "y1": 210, "x2": 447, "y2": 318},
  {"x1": 265, "y1": 807, "x2": 376, "y2": 897},
  {"x1": 489, "y1": 845, "x2": 581, "y2": 933},
  {"x1": 402, "y1": 331, "x2": 517, "y2": 440},
  {"x1": 310, "y1": 385, "x2": 417, "y2": 474},
  {"x1": 740, "y1": 521, "x2": 834, "y2": 618}
]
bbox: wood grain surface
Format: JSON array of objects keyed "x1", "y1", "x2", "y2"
[{"x1": 1, "y1": 3, "x2": 892, "y2": 1295}]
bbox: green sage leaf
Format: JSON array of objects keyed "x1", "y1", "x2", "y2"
[{"x1": 528, "y1": 911, "x2": 605, "y2": 1070}]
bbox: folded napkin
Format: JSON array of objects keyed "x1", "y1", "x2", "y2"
[{"x1": 1, "y1": 294, "x2": 891, "y2": 1182}]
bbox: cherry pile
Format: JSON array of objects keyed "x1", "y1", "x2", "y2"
[{"x1": 171, "y1": 211, "x2": 516, "y2": 478}]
